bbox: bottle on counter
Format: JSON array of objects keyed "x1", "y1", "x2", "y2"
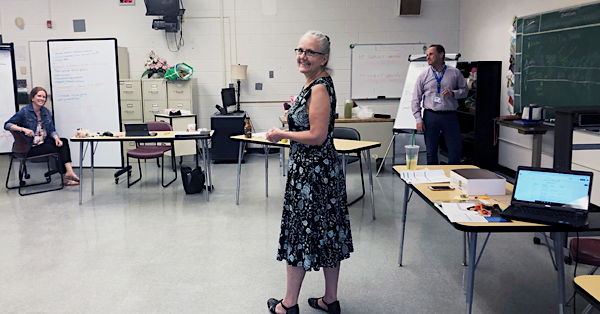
[
  {"x1": 244, "y1": 117, "x2": 252, "y2": 138},
  {"x1": 344, "y1": 100, "x2": 353, "y2": 119}
]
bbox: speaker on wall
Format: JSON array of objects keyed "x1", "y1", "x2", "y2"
[{"x1": 399, "y1": 0, "x2": 421, "y2": 16}]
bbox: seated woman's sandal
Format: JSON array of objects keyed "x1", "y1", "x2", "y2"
[{"x1": 267, "y1": 298, "x2": 299, "y2": 314}]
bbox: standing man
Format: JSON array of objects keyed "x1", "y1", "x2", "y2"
[{"x1": 412, "y1": 44, "x2": 468, "y2": 165}]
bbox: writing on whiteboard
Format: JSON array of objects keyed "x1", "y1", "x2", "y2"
[{"x1": 351, "y1": 44, "x2": 425, "y2": 99}]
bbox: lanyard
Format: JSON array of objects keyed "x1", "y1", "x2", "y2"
[{"x1": 432, "y1": 65, "x2": 447, "y2": 94}]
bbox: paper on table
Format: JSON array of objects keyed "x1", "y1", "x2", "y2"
[
  {"x1": 400, "y1": 170, "x2": 450, "y2": 184},
  {"x1": 252, "y1": 132, "x2": 266, "y2": 138},
  {"x1": 441, "y1": 203, "x2": 488, "y2": 223}
]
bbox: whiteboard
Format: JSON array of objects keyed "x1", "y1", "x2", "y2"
[
  {"x1": 393, "y1": 54, "x2": 459, "y2": 130},
  {"x1": 48, "y1": 39, "x2": 122, "y2": 167},
  {"x1": 29, "y1": 41, "x2": 53, "y2": 111},
  {"x1": 0, "y1": 45, "x2": 18, "y2": 153},
  {"x1": 350, "y1": 43, "x2": 426, "y2": 99}
]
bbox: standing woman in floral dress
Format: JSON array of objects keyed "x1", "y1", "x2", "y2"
[{"x1": 265, "y1": 30, "x2": 353, "y2": 314}]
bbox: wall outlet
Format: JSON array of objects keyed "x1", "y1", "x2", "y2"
[
  {"x1": 269, "y1": 71, "x2": 274, "y2": 78},
  {"x1": 255, "y1": 83, "x2": 263, "y2": 90}
]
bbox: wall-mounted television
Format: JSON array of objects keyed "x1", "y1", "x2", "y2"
[{"x1": 145, "y1": 0, "x2": 181, "y2": 17}]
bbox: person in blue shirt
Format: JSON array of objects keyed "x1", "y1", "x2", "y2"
[
  {"x1": 4, "y1": 87, "x2": 80, "y2": 186},
  {"x1": 411, "y1": 44, "x2": 469, "y2": 165}
]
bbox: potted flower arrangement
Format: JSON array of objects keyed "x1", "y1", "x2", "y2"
[{"x1": 141, "y1": 51, "x2": 170, "y2": 79}]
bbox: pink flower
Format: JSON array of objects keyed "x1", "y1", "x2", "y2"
[{"x1": 162, "y1": 65, "x2": 169, "y2": 70}]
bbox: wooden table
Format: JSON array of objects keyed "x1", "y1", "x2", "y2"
[
  {"x1": 231, "y1": 135, "x2": 381, "y2": 219},
  {"x1": 393, "y1": 164, "x2": 600, "y2": 314},
  {"x1": 71, "y1": 131, "x2": 214, "y2": 204},
  {"x1": 574, "y1": 275, "x2": 600, "y2": 313},
  {"x1": 279, "y1": 116, "x2": 394, "y2": 164}
]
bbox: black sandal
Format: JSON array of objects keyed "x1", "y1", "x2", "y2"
[
  {"x1": 308, "y1": 297, "x2": 341, "y2": 314},
  {"x1": 267, "y1": 298, "x2": 299, "y2": 314}
]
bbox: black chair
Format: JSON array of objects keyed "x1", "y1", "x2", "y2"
[
  {"x1": 333, "y1": 127, "x2": 365, "y2": 206},
  {"x1": 126, "y1": 121, "x2": 177, "y2": 188},
  {"x1": 5, "y1": 131, "x2": 64, "y2": 196}
]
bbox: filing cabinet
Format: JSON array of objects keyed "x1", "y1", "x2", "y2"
[
  {"x1": 119, "y1": 79, "x2": 144, "y2": 160},
  {"x1": 119, "y1": 78, "x2": 196, "y2": 159}
]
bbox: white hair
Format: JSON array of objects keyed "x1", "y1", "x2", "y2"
[{"x1": 303, "y1": 30, "x2": 331, "y2": 72}]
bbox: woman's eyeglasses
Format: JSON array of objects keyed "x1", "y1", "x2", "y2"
[{"x1": 295, "y1": 48, "x2": 324, "y2": 57}]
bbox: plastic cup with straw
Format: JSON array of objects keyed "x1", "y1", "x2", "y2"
[{"x1": 405, "y1": 131, "x2": 418, "y2": 170}]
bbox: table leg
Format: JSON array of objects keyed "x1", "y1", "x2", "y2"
[
  {"x1": 282, "y1": 147, "x2": 286, "y2": 177},
  {"x1": 264, "y1": 145, "x2": 270, "y2": 197},
  {"x1": 205, "y1": 139, "x2": 213, "y2": 192},
  {"x1": 465, "y1": 232, "x2": 477, "y2": 314},
  {"x1": 342, "y1": 154, "x2": 346, "y2": 177},
  {"x1": 79, "y1": 142, "x2": 84, "y2": 205},
  {"x1": 236, "y1": 142, "x2": 243, "y2": 205},
  {"x1": 366, "y1": 149, "x2": 375, "y2": 220},
  {"x1": 532, "y1": 133, "x2": 543, "y2": 167},
  {"x1": 202, "y1": 139, "x2": 210, "y2": 202},
  {"x1": 553, "y1": 232, "x2": 566, "y2": 314},
  {"x1": 398, "y1": 183, "x2": 409, "y2": 266},
  {"x1": 91, "y1": 142, "x2": 94, "y2": 196},
  {"x1": 463, "y1": 232, "x2": 468, "y2": 266}
]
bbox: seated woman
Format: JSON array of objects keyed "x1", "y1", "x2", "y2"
[{"x1": 4, "y1": 86, "x2": 80, "y2": 186}]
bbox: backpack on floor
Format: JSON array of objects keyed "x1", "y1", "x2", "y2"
[{"x1": 181, "y1": 166, "x2": 205, "y2": 194}]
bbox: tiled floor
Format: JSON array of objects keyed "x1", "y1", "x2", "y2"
[{"x1": 0, "y1": 153, "x2": 595, "y2": 313}]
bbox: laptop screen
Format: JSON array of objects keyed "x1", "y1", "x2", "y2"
[{"x1": 513, "y1": 169, "x2": 592, "y2": 211}]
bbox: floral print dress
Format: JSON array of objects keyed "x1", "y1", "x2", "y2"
[{"x1": 276, "y1": 76, "x2": 353, "y2": 271}]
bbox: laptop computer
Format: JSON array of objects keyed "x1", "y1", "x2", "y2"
[
  {"x1": 124, "y1": 123, "x2": 150, "y2": 137},
  {"x1": 500, "y1": 166, "x2": 593, "y2": 228}
]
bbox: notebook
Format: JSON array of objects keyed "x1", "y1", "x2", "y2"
[
  {"x1": 500, "y1": 166, "x2": 593, "y2": 228},
  {"x1": 124, "y1": 123, "x2": 150, "y2": 137}
]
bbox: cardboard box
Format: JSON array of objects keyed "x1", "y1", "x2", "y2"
[{"x1": 450, "y1": 169, "x2": 506, "y2": 196}]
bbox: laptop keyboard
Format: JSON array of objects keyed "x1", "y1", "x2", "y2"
[{"x1": 517, "y1": 206, "x2": 581, "y2": 218}]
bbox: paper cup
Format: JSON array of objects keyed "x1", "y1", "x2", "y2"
[{"x1": 187, "y1": 124, "x2": 196, "y2": 132}]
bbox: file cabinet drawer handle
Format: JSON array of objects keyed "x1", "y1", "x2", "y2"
[
  {"x1": 126, "y1": 84, "x2": 133, "y2": 88},
  {"x1": 125, "y1": 90, "x2": 133, "y2": 94},
  {"x1": 127, "y1": 104, "x2": 134, "y2": 107},
  {"x1": 175, "y1": 90, "x2": 184, "y2": 93},
  {"x1": 149, "y1": 90, "x2": 158, "y2": 94},
  {"x1": 125, "y1": 110, "x2": 134, "y2": 113}
]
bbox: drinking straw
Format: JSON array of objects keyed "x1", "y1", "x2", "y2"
[{"x1": 408, "y1": 131, "x2": 416, "y2": 169}]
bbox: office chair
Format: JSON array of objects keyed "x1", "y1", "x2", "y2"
[
  {"x1": 126, "y1": 121, "x2": 177, "y2": 188},
  {"x1": 5, "y1": 131, "x2": 64, "y2": 196},
  {"x1": 333, "y1": 127, "x2": 365, "y2": 206},
  {"x1": 566, "y1": 238, "x2": 600, "y2": 313}
]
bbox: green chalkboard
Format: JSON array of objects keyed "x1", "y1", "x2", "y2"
[{"x1": 518, "y1": 3, "x2": 600, "y2": 118}]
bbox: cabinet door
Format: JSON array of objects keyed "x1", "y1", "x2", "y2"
[
  {"x1": 142, "y1": 79, "x2": 167, "y2": 100},
  {"x1": 120, "y1": 100, "x2": 143, "y2": 120},
  {"x1": 143, "y1": 100, "x2": 168, "y2": 122},
  {"x1": 167, "y1": 100, "x2": 191, "y2": 111},
  {"x1": 167, "y1": 80, "x2": 192, "y2": 100},
  {"x1": 119, "y1": 80, "x2": 141, "y2": 100}
]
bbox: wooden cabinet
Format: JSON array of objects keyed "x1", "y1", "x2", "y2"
[{"x1": 440, "y1": 61, "x2": 501, "y2": 170}]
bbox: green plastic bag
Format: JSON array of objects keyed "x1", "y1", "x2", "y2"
[{"x1": 164, "y1": 63, "x2": 193, "y2": 80}]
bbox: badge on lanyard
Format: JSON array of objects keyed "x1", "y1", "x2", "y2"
[{"x1": 432, "y1": 65, "x2": 446, "y2": 104}]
